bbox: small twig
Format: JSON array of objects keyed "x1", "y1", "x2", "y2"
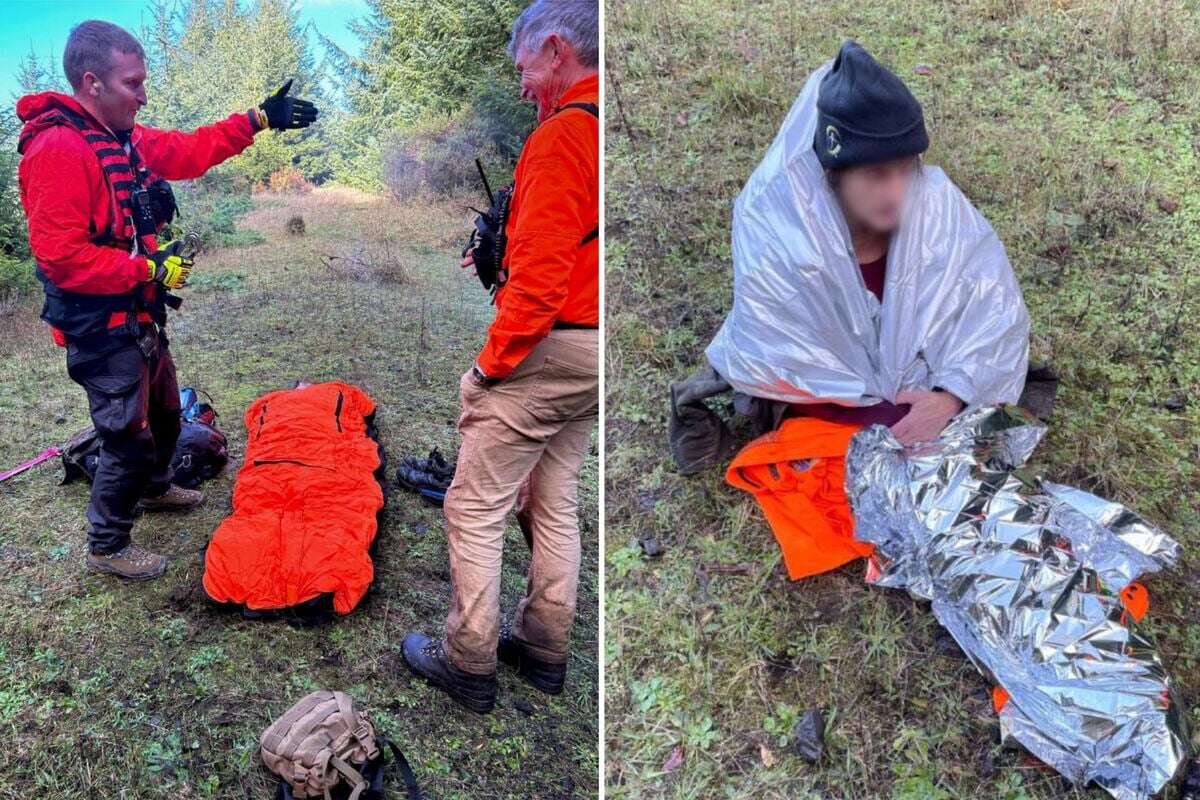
[
  {"x1": 415, "y1": 297, "x2": 429, "y2": 385},
  {"x1": 606, "y1": 61, "x2": 639, "y2": 143}
]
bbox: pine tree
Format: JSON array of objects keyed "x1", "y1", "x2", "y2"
[
  {"x1": 139, "y1": 0, "x2": 330, "y2": 183},
  {"x1": 14, "y1": 48, "x2": 65, "y2": 98},
  {"x1": 327, "y1": 0, "x2": 536, "y2": 189}
]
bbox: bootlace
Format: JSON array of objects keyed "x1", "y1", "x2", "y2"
[
  {"x1": 106, "y1": 544, "x2": 158, "y2": 566},
  {"x1": 421, "y1": 640, "x2": 441, "y2": 658}
]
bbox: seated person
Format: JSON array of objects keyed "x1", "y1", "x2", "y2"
[{"x1": 706, "y1": 40, "x2": 1030, "y2": 446}]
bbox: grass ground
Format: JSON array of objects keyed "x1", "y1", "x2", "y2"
[
  {"x1": 605, "y1": 1, "x2": 1200, "y2": 798},
  {"x1": 0, "y1": 186, "x2": 598, "y2": 799}
]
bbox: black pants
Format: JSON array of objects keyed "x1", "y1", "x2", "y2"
[{"x1": 66, "y1": 327, "x2": 180, "y2": 555}]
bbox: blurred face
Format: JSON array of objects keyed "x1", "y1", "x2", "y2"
[
  {"x1": 514, "y1": 34, "x2": 571, "y2": 120},
  {"x1": 81, "y1": 50, "x2": 147, "y2": 131},
  {"x1": 833, "y1": 157, "x2": 921, "y2": 234}
]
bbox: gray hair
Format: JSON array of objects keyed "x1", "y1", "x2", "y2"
[
  {"x1": 63, "y1": 20, "x2": 145, "y2": 89},
  {"x1": 509, "y1": 1, "x2": 599, "y2": 69}
]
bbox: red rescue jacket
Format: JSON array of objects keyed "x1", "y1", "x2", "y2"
[{"x1": 16, "y1": 92, "x2": 259, "y2": 339}]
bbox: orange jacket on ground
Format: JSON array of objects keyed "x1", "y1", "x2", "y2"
[
  {"x1": 203, "y1": 383, "x2": 384, "y2": 615},
  {"x1": 726, "y1": 417, "x2": 873, "y2": 579},
  {"x1": 476, "y1": 74, "x2": 600, "y2": 378}
]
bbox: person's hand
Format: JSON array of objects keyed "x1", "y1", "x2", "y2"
[
  {"x1": 256, "y1": 79, "x2": 318, "y2": 130},
  {"x1": 461, "y1": 251, "x2": 476, "y2": 274},
  {"x1": 469, "y1": 363, "x2": 491, "y2": 386},
  {"x1": 890, "y1": 389, "x2": 964, "y2": 446},
  {"x1": 146, "y1": 242, "x2": 193, "y2": 289}
]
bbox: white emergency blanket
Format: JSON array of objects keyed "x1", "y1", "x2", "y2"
[{"x1": 706, "y1": 62, "x2": 1030, "y2": 407}]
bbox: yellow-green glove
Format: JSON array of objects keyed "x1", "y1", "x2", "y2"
[{"x1": 146, "y1": 243, "x2": 193, "y2": 289}]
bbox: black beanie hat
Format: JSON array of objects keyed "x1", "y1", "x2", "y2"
[{"x1": 813, "y1": 40, "x2": 928, "y2": 170}]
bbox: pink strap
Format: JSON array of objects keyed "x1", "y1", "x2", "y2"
[{"x1": 0, "y1": 448, "x2": 60, "y2": 483}]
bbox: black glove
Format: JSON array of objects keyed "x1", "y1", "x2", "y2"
[{"x1": 258, "y1": 79, "x2": 318, "y2": 130}]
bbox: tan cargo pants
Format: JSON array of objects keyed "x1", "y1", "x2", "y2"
[{"x1": 443, "y1": 329, "x2": 599, "y2": 674}]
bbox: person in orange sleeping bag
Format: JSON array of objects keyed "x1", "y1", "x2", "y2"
[
  {"x1": 202, "y1": 382, "x2": 384, "y2": 616},
  {"x1": 725, "y1": 416, "x2": 873, "y2": 579}
]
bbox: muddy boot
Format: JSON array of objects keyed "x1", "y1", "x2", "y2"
[
  {"x1": 401, "y1": 633, "x2": 496, "y2": 714},
  {"x1": 497, "y1": 625, "x2": 566, "y2": 695},
  {"x1": 86, "y1": 543, "x2": 168, "y2": 581},
  {"x1": 138, "y1": 484, "x2": 203, "y2": 512}
]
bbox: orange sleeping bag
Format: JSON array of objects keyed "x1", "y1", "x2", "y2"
[{"x1": 202, "y1": 382, "x2": 385, "y2": 615}]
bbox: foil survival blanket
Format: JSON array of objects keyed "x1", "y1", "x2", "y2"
[{"x1": 844, "y1": 406, "x2": 1187, "y2": 799}]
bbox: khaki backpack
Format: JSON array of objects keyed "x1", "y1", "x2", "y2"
[{"x1": 260, "y1": 690, "x2": 420, "y2": 800}]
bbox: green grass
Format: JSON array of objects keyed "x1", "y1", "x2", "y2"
[
  {"x1": 604, "y1": 0, "x2": 1200, "y2": 797},
  {"x1": 0, "y1": 186, "x2": 597, "y2": 799}
]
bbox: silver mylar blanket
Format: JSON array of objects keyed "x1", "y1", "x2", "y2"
[
  {"x1": 706, "y1": 62, "x2": 1030, "y2": 407},
  {"x1": 845, "y1": 405, "x2": 1188, "y2": 799}
]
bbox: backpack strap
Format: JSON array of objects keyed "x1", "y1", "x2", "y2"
[
  {"x1": 554, "y1": 102, "x2": 599, "y2": 118},
  {"x1": 262, "y1": 692, "x2": 326, "y2": 756},
  {"x1": 380, "y1": 738, "x2": 422, "y2": 800},
  {"x1": 551, "y1": 102, "x2": 599, "y2": 248},
  {"x1": 332, "y1": 693, "x2": 380, "y2": 761},
  {"x1": 328, "y1": 755, "x2": 368, "y2": 800}
]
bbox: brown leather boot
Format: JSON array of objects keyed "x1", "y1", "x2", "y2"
[
  {"x1": 138, "y1": 484, "x2": 203, "y2": 511},
  {"x1": 86, "y1": 543, "x2": 168, "y2": 580}
]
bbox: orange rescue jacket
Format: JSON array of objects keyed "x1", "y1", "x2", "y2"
[
  {"x1": 476, "y1": 74, "x2": 599, "y2": 378},
  {"x1": 726, "y1": 417, "x2": 873, "y2": 579}
]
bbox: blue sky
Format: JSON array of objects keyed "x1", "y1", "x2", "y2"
[{"x1": 0, "y1": 0, "x2": 368, "y2": 101}]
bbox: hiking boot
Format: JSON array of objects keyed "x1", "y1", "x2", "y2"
[
  {"x1": 86, "y1": 543, "x2": 168, "y2": 581},
  {"x1": 401, "y1": 633, "x2": 496, "y2": 714},
  {"x1": 497, "y1": 625, "x2": 566, "y2": 695},
  {"x1": 398, "y1": 449, "x2": 454, "y2": 486},
  {"x1": 423, "y1": 448, "x2": 455, "y2": 481},
  {"x1": 397, "y1": 450, "x2": 456, "y2": 505},
  {"x1": 138, "y1": 484, "x2": 203, "y2": 511},
  {"x1": 396, "y1": 464, "x2": 451, "y2": 493}
]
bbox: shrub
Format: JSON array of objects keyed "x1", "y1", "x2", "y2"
[
  {"x1": 0, "y1": 110, "x2": 30, "y2": 263},
  {"x1": 267, "y1": 167, "x2": 314, "y2": 194},
  {"x1": 0, "y1": 254, "x2": 36, "y2": 313},
  {"x1": 382, "y1": 109, "x2": 511, "y2": 201},
  {"x1": 171, "y1": 178, "x2": 259, "y2": 251},
  {"x1": 322, "y1": 241, "x2": 410, "y2": 285}
]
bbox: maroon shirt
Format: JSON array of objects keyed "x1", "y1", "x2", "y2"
[
  {"x1": 787, "y1": 253, "x2": 908, "y2": 427},
  {"x1": 858, "y1": 253, "x2": 886, "y2": 302}
]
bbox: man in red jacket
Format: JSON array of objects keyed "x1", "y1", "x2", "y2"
[
  {"x1": 402, "y1": 0, "x2": 599, "y2": 713},
  {"x1": 17, "y1": 20, "x2": 317, "y2": 581}
]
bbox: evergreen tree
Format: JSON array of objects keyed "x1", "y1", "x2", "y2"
[
  {"x1": 14, "y1": 48, "x2": 66, "y2": 98},
  {"x1": 140, "y1": 0, "x2": 330, "y2": 183},
  {"x1": 326, "y1": 0, "x2": 536, "y2": 189}
]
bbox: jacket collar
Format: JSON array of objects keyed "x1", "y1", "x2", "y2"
[{"x1": 554, "y1": 73, "x2": 599, "y2": 111}]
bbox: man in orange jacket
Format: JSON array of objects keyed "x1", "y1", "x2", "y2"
[
  {"x1": 17, "y1": 20, "x2": 316, "y2": 581},
  {"x1": 403, "y1": 0, "x2": 599, "y2": 713}
]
